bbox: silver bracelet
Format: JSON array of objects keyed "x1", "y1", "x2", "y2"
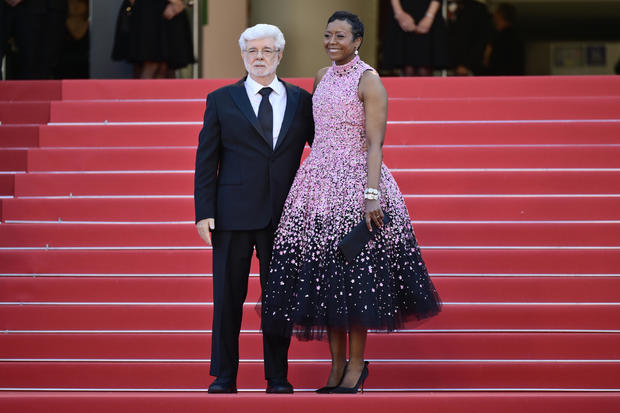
[{"x1": 364, "y1": 187, "x2": 380, "y2": 200}]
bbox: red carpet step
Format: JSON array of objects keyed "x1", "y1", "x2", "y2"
[
  {"x1": 0, "y1": 125, "x2": 39, "y2": 148},
  {"x1": 3, "y1": 249, "x2": 620, "y2": 274},
  {"x1": 44, "y1": 97, "x2": 620, "y2": 123},
  {"x1": 3, "y1": 222, "x2": 620, "y2": 247},
  {"x1": 2, "y1": 361, "x2": 620, "y2": 390},
  {"x1": 10, "y1": 171, "x2": 620, "y2": 197},
  {"x1": 0, "y1": 175, "x2": 15, "y2": 196},
  {"x1": 52, "y1": 75, "x2": 620, "y2": 99},
  {"x1": 0, "y1": 80, "x2": 63, "y2": 101},
  {"x1": 7, "y1": 76, "x2": 617, "y2": 102},
  {"x1": 18, "y1": 146, "x2": 620, "y2": 171},
  {"x1": 2, "y1": 275, "x2": 619, "y2": 303},
  {"x1": 0, "y1": 102, "x2": 50, "y2": 124},
  {"x1": 3, "y1": 303, "x2": 619, "y2": 331},
  {"x1": 34, "y1": 122, "x2": 620, "y2": 147},
  {"x1": 5, "y1": 196, "x2": 620, "y2": 222},
  {"x1": 0, "y1": 149, "x2": 27, "y2": 171},
  {"x1": 2, "y1": 332, "x2": 619, "y2": 360}
]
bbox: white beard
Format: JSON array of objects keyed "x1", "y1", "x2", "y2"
[{"x1": 244, "y1": 56, "x2": 280, "y2": 79}]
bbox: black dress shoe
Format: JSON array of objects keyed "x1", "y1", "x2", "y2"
[
  {"x1": 266, "y1": 378, "x2": 294, "y2": 394},
  {"x1": 208, "y1": 377, "x2": 237, "y2": 393}
]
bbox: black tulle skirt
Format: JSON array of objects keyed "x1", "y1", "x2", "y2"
[{"x1": 260, "y1": 160, "x2": 442, "y2": 341}]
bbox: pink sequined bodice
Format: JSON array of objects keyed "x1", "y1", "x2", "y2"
[{"x1": 312, "y1": 55, "x2": 372, "y2": 160}]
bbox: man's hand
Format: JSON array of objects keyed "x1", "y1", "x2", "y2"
[
  {"x1": 5, "y1": 0, "x2": 24, "y2": 7},
  {"x1": 196, "y1": 218, "x2": 215, "y2": 246}
]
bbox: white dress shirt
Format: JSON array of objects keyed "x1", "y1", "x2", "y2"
[{"x1": 244, "y1": 75, "x2": 287, "y2": 149}]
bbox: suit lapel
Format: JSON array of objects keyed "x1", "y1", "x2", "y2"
[
  {"x1": 229, "y1": 78, "x2": 272, "y2": 147},
  {"x1": 274, "y1": 81, "x2": 300, "y2": 152}
]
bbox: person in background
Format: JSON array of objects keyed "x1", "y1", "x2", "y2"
[
  {"x1": 56, "y1": 0, "x2": 89, "y2": 79},
  {"x1": 382, "y1": 0, "x2": 450, "y2": 76},
  {"x1": 484, "y1": 3, "x2": 524, "y2": 76},
  {"x1": 0, "y1": 0, "x2": 67, "y2": 79},
  {"x1": 112, "y1": 0, "x2": 195, "y2": 78},
  {"x1": 447, "y1": 0, "x2": 491, "y2": 76}
]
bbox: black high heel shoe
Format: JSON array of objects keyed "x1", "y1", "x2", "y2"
[
  {"x1": 315, "y1": 362, "x2": 348, "y2": 393},
  {"x1": 329, "y1": 361, "x2": 369, "y2": 394}
]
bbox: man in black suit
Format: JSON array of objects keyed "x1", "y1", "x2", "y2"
[{"x1": 194, "y1": 24, "x2": 314, "y2": 394}]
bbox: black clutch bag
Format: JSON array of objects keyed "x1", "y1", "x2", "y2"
[{"x1": 338, "y1": 213, "x2": 391, "y2": 262}]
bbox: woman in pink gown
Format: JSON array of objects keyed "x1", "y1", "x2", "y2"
[{"x1": 262, "y1": 11, "x2": 441, "y2": 393}]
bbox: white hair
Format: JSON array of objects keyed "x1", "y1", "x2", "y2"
[{"x1": 238, "y1": 24, "x2": 285, "y2": 51}]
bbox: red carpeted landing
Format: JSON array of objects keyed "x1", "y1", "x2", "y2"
[
  {"x1": 1, "y1": 392, "x2": 619, "y2": 413},
  {"x1": 1, "y1": 76, "x2": 619, "y2": 412}
]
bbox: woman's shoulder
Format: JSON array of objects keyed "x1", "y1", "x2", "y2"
[
  {"x1": 356, "y1": 58, "x2": 380, "y2": 79},
  {"x1": 359, "y1": 67, "x2": 382, "y2": 87},
  {"x1": 358, "y1": 68, "x2": 386, "y2": 100}
]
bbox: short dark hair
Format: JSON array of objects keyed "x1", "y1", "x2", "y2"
[
  {"x1": 327, "y1": 11, "x2": 364, "y2": 44},
  {"x1": 496, "y1": 3, "x2": 517, "y2": 25}
]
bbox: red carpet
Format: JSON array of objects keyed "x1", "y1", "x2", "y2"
[
  {"x1": 1, "y1": 392, "x2": 619, "y2": 413},
  {"x1": 1, "y1": 76, "x2": 619, "y2": 411}
]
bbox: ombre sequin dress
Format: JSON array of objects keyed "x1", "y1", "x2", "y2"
[{"x1": 262, "y1": 55, "x2": 441, "y2": 340}]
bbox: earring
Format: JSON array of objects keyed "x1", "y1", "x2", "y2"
[{"x1": 355, "y1": 49, "x2": 359, "y2": 55}]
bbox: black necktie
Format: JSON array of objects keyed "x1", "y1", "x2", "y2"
[{"x1": 258, "y1": 87, "x2": 273, "y2": 144}]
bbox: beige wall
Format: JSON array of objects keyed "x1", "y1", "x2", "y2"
[
  {"x1": 249, "y1": 0, "x2": 379, "y2": 77},
  {"x1": 200, "y1": 0, "x2": 249, "y2": 78},
  {"x1": 199, "y1": 0, "x2": 379, "y2": 78}
]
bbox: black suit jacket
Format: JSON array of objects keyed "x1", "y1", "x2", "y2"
[{"x1": 194, "y1": 78, "x2": 314, "y2": 231}]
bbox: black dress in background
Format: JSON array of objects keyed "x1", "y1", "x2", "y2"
[
  {"x1": 486, "y1": 26, "x2": 525, "y2": 76},
  {"x1": 0, "y1": 0, "x2": 67, "y2": 79},
  {"x1": 112, "y1": 0, "x2": 195, "y2": 70},
  {"x1": 381, "y1": 0, "x2": 450, "y2": 71},
  {"x1": 447, "y1": 0, "x2": 492, "y2": 75},
  {"x1": 56, "y1": 25, "x2": 89, "y2": 79}
]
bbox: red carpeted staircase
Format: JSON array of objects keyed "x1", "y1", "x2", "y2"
[{"x1": 1, "y1": 76, "x2": 620, "y2": 412}]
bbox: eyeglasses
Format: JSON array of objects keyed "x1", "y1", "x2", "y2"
[{"x1": 244, "y1": 48, "x2": 280, "y2": 59}]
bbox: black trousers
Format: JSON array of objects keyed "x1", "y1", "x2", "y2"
[{"x1": 210, "y1": 225, "x2": 291, "y2": 381}]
